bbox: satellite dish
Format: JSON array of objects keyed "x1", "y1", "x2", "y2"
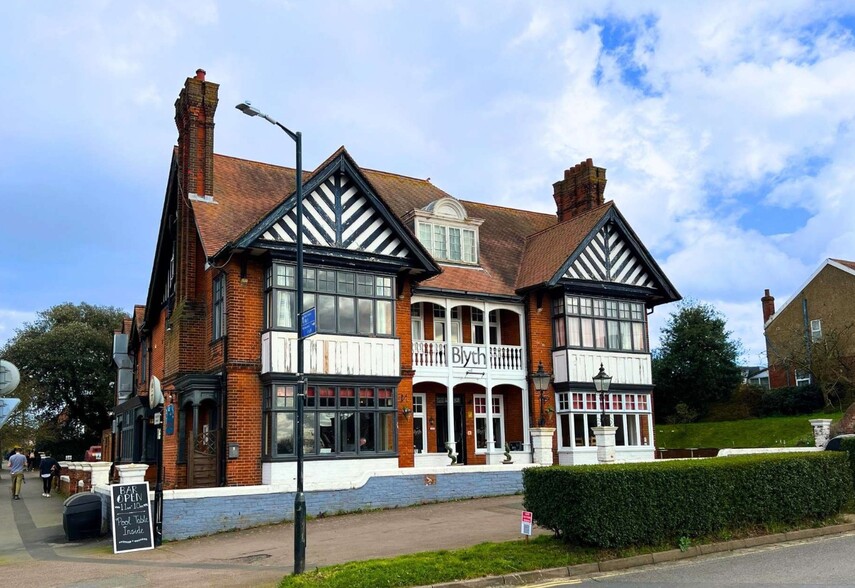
[
  {"x1": 149, "y1": 375, "x2": 164, "y2": 408},
  {"x1": 0, "y1": 360, "x2": 21, "y2": 395}
]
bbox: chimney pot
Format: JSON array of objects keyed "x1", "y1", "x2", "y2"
[
  {"x1": 195, "y1": 68, "x2": 206, "y2": 81},
  {"x1": 761, "y1": 289, "x2": 776, "y2": 322},
  {"x1": 552, "y1": 158, "x2": 607, "y2": 222}
]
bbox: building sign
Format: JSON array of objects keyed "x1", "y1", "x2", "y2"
[
  {"x1": 111, "y1": 482, "x2": 155, "y2": 553},
  {"x1": 165, "y1": 404, "x2": 175, "y2": 436},
  {"x1": 521, "y1": 510, "x2": 533, "y2": 536},
  {"x1": 451, "y1": 345, "x2": 488, "y2": 368}
]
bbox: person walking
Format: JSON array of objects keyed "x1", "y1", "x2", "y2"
[
  {"x1": 39, "y1": 452, "x2": 59, "y2": 497},
  {"x1": 8, "y1": 447, "x2": 27, "y2": 500}
]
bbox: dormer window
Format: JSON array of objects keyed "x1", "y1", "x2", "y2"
[{"x1": 411, "y1": 197, "x2": 483, "y2": 265}]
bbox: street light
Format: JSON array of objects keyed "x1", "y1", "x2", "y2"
[
  {"x1": 592, "y1": 363, "x2": 612, "y2": 427},
  {"x1": 236, "y1": 101, "x2": 306, "y2": 575},
  {"x1": 531, "y1": 361, "x2": 552, "y2": 427}
]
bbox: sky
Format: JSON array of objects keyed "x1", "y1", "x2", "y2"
[{"x1": 1, "y1": 0, "x2": 854, "y2": 366}]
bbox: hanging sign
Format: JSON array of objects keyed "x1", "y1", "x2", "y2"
[{"x1": 110, "y1": 482, "x2": 155, "y2": 553}]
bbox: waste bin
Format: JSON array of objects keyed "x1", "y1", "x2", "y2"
[{"x1": 63, "y1": 493, "x2": 103, "y2": 540}]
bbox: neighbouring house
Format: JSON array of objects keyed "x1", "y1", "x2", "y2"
[
  {"x1": 740, "y1": 366, "x2": 770, "y2": 389},
  {"x1": 762, "y1": 259, "x2": 855, "y2": 390},
  {"x1": 111, "y1": 70, "x2": 680, "y2": 490}
]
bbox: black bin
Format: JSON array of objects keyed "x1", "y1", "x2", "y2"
[{"x1": 63, "y1": 493, "x2": 103, "y2": 540}]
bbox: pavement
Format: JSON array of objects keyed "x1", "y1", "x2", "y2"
[
  {"x1": 1, "y1": 470, "x2": 547, "y2": 587},
  {"x1": 5, "y1": 470, "x2": 855, "y2": 588}
]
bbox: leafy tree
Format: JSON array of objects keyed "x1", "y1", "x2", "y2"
[
  {"x1": 0, "y1": 303, "x2": 127, "y2": 457},
  {"x1": 652, "y1": 301, "x2": 743, "y2": 420}
]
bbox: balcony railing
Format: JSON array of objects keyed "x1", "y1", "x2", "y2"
[{"x1": 412, "y1": 341, "x2": 524, "y2": 372}]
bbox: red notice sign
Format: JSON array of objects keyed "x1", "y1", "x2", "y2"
[{"x1": 521, "y1": 510, "x2": 533, "y2": 536}]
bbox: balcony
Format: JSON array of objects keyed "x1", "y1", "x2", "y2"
[{"x1": 412, "y1": 341, "x2": 526, "y2": 383}]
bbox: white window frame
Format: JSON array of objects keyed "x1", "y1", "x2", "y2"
[
  {"x1": 473, "y1": 394, "x2": 504, "y2": 453},
  {"x1": 795, "y1": 370, "x2": 812, "y2": 386},
  {"x1": 411, "y1": 303, "x2": 424, "y2": 341},
  {"x1": 556, "y1": 391, "x2": 652, "y2": 449},
  {"x1": 416, "y1": 220, "x2": 478, "y2": 264},
  {"x1": 811, "y1": 319, "x2": 822, "y2": 342},
  {"x1": 433, "y1": 306, "x2": 461, "y2": 343}
]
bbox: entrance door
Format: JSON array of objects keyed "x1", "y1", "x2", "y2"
[{"x1": 435, "y1": 395, "x2": 466, "y2": 464}]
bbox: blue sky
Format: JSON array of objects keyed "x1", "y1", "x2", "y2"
[{"x1": 2, "y1": 0, "x2": 855, "y2": 365}]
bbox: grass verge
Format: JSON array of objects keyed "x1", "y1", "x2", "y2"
[
  {"x1": 654, "y1": 410, "x2": 842, "y2": 449},
  {"x1": 278, "y1": 515, "x2": 845, "y2": 588}
]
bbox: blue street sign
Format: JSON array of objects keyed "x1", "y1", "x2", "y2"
[{"x1": 300, "y1": 307, "x2": 317, "y2": 339}]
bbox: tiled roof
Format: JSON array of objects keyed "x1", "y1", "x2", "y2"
[
  {"x1": 516, "y1": 202, "x2": 613, "y2": 290},
  {"x1": 193, "y1": 154, "x2": 298, "y2": 257},
  {"x1": 832, "y1": 258, "x2": 855, "y2": 271},
  {"x1": 190, "y1": 149, "x2": 593, "y2": 297}
]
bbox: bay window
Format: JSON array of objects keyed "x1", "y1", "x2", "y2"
[
  {"x1": 553, "y1": 295, "x2": 647, "y2": 352},
  {"x1": 263, "y1": 383, "x2": 397, "y2": 459},
  {"x1": 556, "y1": 391, "x2": 652, "y2": 449},
  {"x1": 265, "y1": 263, "x2": 394, "y2": 336}
]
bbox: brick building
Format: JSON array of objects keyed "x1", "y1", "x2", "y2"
[
  {"x1": 111, "y1": 71, "x2": 679, "y2": 489},
  {"x1": 762, "y1": 258, "x2": 855, "y2": 389}
]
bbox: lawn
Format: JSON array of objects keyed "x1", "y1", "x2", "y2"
[{"x1": 654, "y1": 410, "x2": 842, "y2": 449}]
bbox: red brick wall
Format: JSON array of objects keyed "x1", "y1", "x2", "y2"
[
  {"x1": 499, "y1": 309, "x2": 521, "y2": 346},
  {"x1": 396, "y1": 276, "x2": 415, "y2": 467},
  {"x1": 525, "y1": 290, "x2": 556, "y2": 464}
]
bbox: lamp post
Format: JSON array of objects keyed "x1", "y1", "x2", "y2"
[
  {"x1": 531, "y1": 361, "x2": 552, "y2": 427},
  {"x1": 592, "y1": 363, "x2": 612, "y2": 427},
  {"x1": 236, "y1": 101, "x2": 306, "y2": 575}
]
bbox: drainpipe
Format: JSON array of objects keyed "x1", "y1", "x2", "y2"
[{"x1": 219, "y1": 269, "x2": 229, "y2": 488}]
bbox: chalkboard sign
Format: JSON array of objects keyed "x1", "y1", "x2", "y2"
[{"x1": 110, "y1": 482, "x2": 154, "y2": 553}]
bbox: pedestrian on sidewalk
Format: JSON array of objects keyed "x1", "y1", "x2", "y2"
[
  {"x1": 8, "y1": 447, "x2": 26, "y2": 500},
  {"x1": 39, "y1": 452, "x2": 59, "y2": 497}
]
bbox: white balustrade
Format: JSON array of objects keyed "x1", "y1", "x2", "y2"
[{"x1": 412, "y1": 341, "x2": 523, "y2": 373}]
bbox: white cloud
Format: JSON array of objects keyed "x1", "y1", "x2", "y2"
[{"x1": 0, "y1": 309, "x2": 36, "y2": 348}]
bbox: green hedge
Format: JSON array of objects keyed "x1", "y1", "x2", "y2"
[
  {"x1": 523, "y1": 453, "x2": 852, "y2": 548},
  {"x1": 837, "y1": 438, "x2": 855, "y2": 487}
]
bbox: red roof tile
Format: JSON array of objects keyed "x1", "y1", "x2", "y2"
[
  {"x1": 189, "y1": 149, "x2": 600, "y2": 297},
  {"x1": 516, "y1": 203, "x2": 613, "y2": 290}
]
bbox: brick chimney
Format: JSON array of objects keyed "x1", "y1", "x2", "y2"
[
  {"x1": 761, "y1": 289, "x2": 776, "y2": 322},
  {"x1": 174, "y1": 68, "x2": 219, "y2": 200},
  {"x1": 552, "y1": 158, "x2": 607, "y2": 222}
]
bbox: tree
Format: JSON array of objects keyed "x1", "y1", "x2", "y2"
[
  {"x1": 0, "y1": 303, "x2": 127, "y2": 457},
  {"x1": 652, "y1": 301, "x2": 743, "y2": 421},
  {"x1": 768, "y1": 322, "x2": 854, "y2": 409}
]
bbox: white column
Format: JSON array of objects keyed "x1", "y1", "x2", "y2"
[
  {"x1": 592, "y1": 426, "x2": 618, "y2": 463},
  {"x1": 520, "y1": 309, "x2": 531, "y2": 451},
  {"x1": 530, "y1": 427, "x2": 556, "y2": 465},
  {"x1": 484, "y1": 302, "x2": 497, "y2": 463},
  {"x1": 443, "y1": 299, "x2": 457, "y2": 462},
  {"x1": 90, "y1": 462, "x2": 113, "y2": 488},
  {"x1": 809, "y1": 419, "x2": 833, "y2": 448},
  {"x1": 115, "y1": 463, "x2": 150, "y2": 484}
]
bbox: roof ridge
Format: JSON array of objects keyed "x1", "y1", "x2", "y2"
[
  {"x1": 458, "y1": 198, "x2": 557, "y2": 218},
  {"x1": 524, "y1": 201, "x2": 612, "y2": 242},
  {"x1": 213, "y1": 151, "x2": 295, "y2": 172}
]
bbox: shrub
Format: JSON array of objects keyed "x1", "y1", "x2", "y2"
[
  {"x1": 522, "y1": 452, "x2": 852, "y2": 548},
  {"x1": 760, "y1": 384, "x2": 824, "y2": 417},
  {"x1": 837, "y1": 437, "x2": 855, "y2": 488}
]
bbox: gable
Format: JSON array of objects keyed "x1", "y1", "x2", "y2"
[
  {"x1": 234, "y1": 149, "x2": 438, "y2": 275},
  {"x1": 562, "y1": 221, "x2": 656, "y2": 289},
  {"x1": 549, "y1": 206, "x2": 680, "y2": 305},
  {"x1": 259, "y1": 171, "x2": 410, "y2": 258}
]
